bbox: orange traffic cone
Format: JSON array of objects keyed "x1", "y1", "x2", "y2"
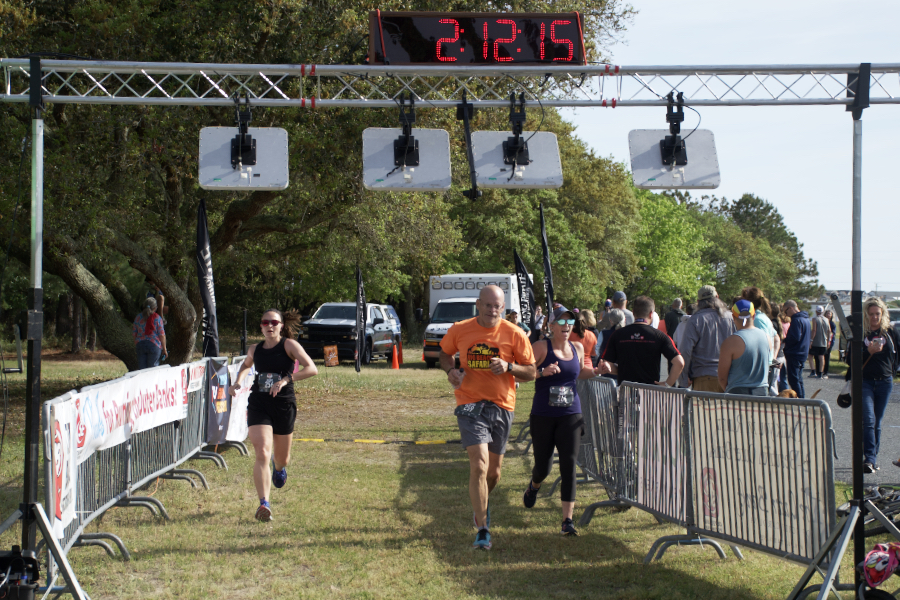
[{"x1": 391, "y1": 344, "x2": 400, "y2": 369}]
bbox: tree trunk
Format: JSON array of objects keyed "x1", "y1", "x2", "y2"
[
  {"x1": 88, "y1": 318, "x2": 97, "y2": 352},
  {"x1": 55, "y1": 294, "x2": 70, "y2": 337},
  {"x1": 71, "y1": 294, "x2": 82, "y2": 353}
]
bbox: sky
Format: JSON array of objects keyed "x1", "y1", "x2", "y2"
[{"x1": 560, "y1": 0, "x2": 900, "y2": 294}]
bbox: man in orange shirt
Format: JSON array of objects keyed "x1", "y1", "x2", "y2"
[{"x1": 440, "y1": 285, "x2": 536, "y2": 550}]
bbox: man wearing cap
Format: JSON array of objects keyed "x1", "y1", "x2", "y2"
[
  {"x1": 718, "y1": 300, "x2": 771, "y2": 395},
  {"x1": 599, "y1": 296, "x2": 684, "y2": 386},
  {"x1": 439, "y1": 285, "x2": 536, "y2": 550},
  {"x1": 808, "y1": 306, "x2": 830, "y2": 379},
  {"x1": 677, "y1": 285, "x2": 735, "y2": 392},
  {"x1": 782, "y1": 300, "x2": 811, "y2": 397},
  {"x1": 612, "y1": 291, "x2": 635, "y2": 326}
]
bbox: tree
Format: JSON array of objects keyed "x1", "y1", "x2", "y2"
[{"x1": 628, "y1": 189, "x2": 710, "y2": 307}]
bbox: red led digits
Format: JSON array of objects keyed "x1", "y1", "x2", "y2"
[
  {"x1": 551, "y1": 20, "x2": 573, "y2": 61},
  {"x1": 493, "y1": 19, "x2": 516, "y2": 62},
  {"x1": 436, "y1": 18, "x2": 460, "y2": 62}
]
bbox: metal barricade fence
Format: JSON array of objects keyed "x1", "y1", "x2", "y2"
[
  {"x1": 688, "y1": 391, "x2": 836, "y2": 564},
  {"x1": 618, "y1": 383, "x2": 690, "y2": 526},
  {"x1": 576, "y1": 377, "x2": 620, "y2": 493},
  {"x1": 42, "y1": 358, "x2": 221, "y2": 568}
]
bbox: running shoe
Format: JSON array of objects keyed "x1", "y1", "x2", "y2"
[
  {"x1": 473, "y1": 528, "x2": 491, "y2": 550},
  {"x1": 523, "y1": 481, "x2": 539, "y2": 508},
  {"x1": 561, "y1": 518, "x2": 578, "y2": 536},
  {"x1": 255, "y1": 500, "x2": 273, "y2": 522},
  {"x1": 272, "y1": 462, "x2": 287, "y2": 489},
  {"x1": 864, "y1": 462, "x2": 876, "y2": 474}
]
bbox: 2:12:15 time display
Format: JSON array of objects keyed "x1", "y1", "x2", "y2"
[{"x1": 370, "y1": 13, "x2": 586, "y2": 65}]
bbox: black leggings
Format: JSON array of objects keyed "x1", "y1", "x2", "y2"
[{"x1": 530, "y1": 413, "x2": 584, "y2": 502}]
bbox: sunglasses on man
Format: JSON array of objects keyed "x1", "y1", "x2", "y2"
[{"x1": 260, "y1": 319, "x2": 281, "y2": 326}]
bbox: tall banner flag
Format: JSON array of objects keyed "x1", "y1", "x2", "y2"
[
  {"x1": 355, "y1": 266, "x2": 367, "y2": 373},
  {"x1": 196, "y1": 198, "x2": 220, "y2": 357},
  {"x1": 513, "y1": 250, "x2": 536, "y2": 331},
  {"x1": 540, "y1": 203, "x2": 555, "y2": 315}
]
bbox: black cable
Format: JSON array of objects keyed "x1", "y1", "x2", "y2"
[{"x1": 681, "y1": 104, "x2": 702, "y2": 142}]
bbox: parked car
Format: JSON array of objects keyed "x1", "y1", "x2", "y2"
[{"x1": 298, "y1": 302, "x2": 402, "y2": 364}]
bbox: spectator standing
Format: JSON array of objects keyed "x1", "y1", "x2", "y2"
[
  {"x1": 672, "y1": 303, "x2": 696, "y2": 351},
  {"x1": 439, "y1": 285, "x2": 536, "y2": 550},
  {"x1": 132, "y1": 297, "x2": 167, "y2": 369},
  {"x1": 824, "y1": 309, "x2": 836, "y2": 376},
  {"x1": 848, "y1": 297, "x2": 900, "y2": 473},
  {"x1": 677, "y1": 286, "x2": 735, "y2": 392},
  {"x1": 596, "y1": 308, "x2": 626, "y2": 360},
  {"x1": 611, "y1": 291, "x2": 635, "y2": 325},
  {"x1": 808, "y1": 306, "x2": 830, "y2": 379},
  {"x1": 534, "y1": 306, "x2": 545, "y2": 332},
  {"x1": 782, "y1": 300, "x2": 811, "y2": 398},
  {"x1": 599, "y1": 296, "x2": 684, "y2": 386},
  {"x1": 718, "y1": 300, "x2": 771, "y2": 395},
  {"x1": 664, "y1": 299, "x2": 686, "y2": 340},
  {"x1": 569, "y1": 312, "x2": 598, "y2": 369},
  {"x1": 506, "y1": 310, "x2": 530, "y2": 334},
  {"x1": 771, "y1": 303, "x2": 789, "y2": 393}
]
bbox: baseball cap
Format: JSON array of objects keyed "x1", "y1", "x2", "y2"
[
  {"x1": 732, "y1": 299, "x2": 756, "y2": 325},
  {"x1": 509, "y1": 309, "x2": 518, "y2": 315},
  {"x1": 815, "y1": 305, "x2": 824, "y2": 314},
  {"x1": 551, "y1": 306, "x2": 575, "y2": 322},
  {"x1": 612, "y1": 291, "x2": 626, "y2": 303},
  {"x1": 698, "y1": 285, "x2": 718, "y2": 302}
]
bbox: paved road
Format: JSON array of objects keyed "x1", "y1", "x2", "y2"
[{"x1": 811, "y1": 373, "x2": 900, "y2": 486}]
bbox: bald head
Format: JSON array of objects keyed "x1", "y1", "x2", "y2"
[
  {"x1": 479, "y1": 285, "x2": 504, "y2": 304},
  {"x1": 476, "y1": 285, "x2": 505, "y2": 327}
]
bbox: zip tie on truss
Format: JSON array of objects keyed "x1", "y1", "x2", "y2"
[
  {"x1": 300, "y1": 64, "x2": 316, "y2": 77},
  {"x1": 602, "y1": 65, "x2": 620, "y2": 75},
  {"x1": 602, "y1": 98, "x2": 617, "y2": 108},
  {"x1": 301, "y1": 96, "x2": 316, "y2": 108},
  {"x1": 293, "y1": 437, "x2": 462, "y2": 445}
]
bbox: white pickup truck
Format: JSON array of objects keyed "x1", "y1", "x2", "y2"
[{"x1": 421, "y1": 273, "x2": 522, "y2": 368}]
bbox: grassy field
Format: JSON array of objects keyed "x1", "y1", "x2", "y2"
[{"x1": 0, "y1": 348, "x2": 881, "y2": 599}]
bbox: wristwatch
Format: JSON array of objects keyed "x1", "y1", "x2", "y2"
[
  {"x1": 282, "y1": 375, "x2": 292, "y2": 385},
  {"x1": 537, "y1": 367, "x2": 544, "y2": 378},
  {"x1": 507, "y1": 361, "x2": 513, "y2": 372}
]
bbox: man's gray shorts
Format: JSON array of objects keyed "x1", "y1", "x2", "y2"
[{"x1": 456, "y1": 401, "x2": 514, "y2": 455}]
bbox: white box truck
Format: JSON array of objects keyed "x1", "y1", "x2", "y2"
[{"x1": 421, "y1": 273, "x2": 521, "y2": 368}]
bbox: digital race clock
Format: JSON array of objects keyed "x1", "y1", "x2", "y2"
[{"x1": 369, "y1": 12, "x2": 587, "y2": 66}]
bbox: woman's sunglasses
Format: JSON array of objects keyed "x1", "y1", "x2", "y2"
[
  {"x1": 260, "y1": 320, "x2": 281, "y2": 326},
  {"x1": 554, "y1": 319, "x2": 576, "y2": 326}
]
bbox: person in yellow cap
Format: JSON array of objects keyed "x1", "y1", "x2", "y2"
[{"x1": 717, "y1": 299, "x2": 771, "y2": 395}]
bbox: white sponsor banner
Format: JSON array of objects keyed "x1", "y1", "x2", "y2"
[
  {"x1": 72, "y1": 366, "x2": 190, "y2": 465},
  {"x1": 50, "y1": 399, "x2": 78, "y2": 541},
  {"x1": 226, "y1": 362, "x2": 253, "y2": 442}
]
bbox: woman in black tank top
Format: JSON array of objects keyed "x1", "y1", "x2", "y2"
[{"x1": 230, "y1": 308, "x2": 318, "y2": 522}]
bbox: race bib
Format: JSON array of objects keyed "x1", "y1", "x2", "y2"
[
  {"x1": 548, "y1": 386, "x2": 574, "y2": 407},
  {"x1": 454, "y1": 401, "x2": 486, "y2": 419},
  {"x1": 256, "y1": 372, "x2": 283, "y2": 392}
]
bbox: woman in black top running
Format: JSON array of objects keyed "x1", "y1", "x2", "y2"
[{"x1": 230, "y1": 309, "x2": 317, "y2": 521}]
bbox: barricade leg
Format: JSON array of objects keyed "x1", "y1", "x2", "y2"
[
  {"x1": 116, "y1": 496, "x2": 171, "y2": 520},
  {"x1": 514, "y1": 418, "x2": 531, "y2": 443},
  {"x1": 78, "y1": 533, "x2": 131, "y2": 561},
  {"x1": 578, "y1": 498, "x2": 630, "y2": 527},
  {"x1": 218, "y1": 441, "x2": 249, "y2": 456},
  {"x1": 161, "y1": 468, "x2": 209, "y2": 490},
  {"x1": 197, "y1": 450, "x2": 228, "y2": 470},
  {"x1": 643, "y1": 533, "x2": 728, "y2": 563},
  {"x1": 72, "y1": 539, "x2": 116, "y2": 558},
  {"x1": 32, "y1": 504, "x2": 88, "y2": 600}
]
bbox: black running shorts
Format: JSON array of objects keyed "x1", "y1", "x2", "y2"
[{"x1": 247, "y1": 392, "x2": 297, "y2": 435}]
